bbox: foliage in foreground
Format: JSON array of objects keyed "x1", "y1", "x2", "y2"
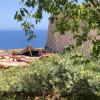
[{"x1": 0, "y1": 52, "x2": 100, "y2": 100}]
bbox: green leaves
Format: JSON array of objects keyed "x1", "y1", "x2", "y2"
[
  {"x1": 20, "y1": 9, "x2": 25, "y2": 17},
  {"x1": 25, "y1": 0, "x2": 32, "y2": 7},
  {"x1": 25, "y1": 0, "x2": 36, "y2": 7},
  {"x1": 14, "y1": 11, "x2": 18, "y2": 20},
  {"x1": 21, "y1": 21, "x2": 35, "y2": 41},
  {"x1": 21, "y1": 0, "x2": 24, "y2": 2},
  {"x1": 14, "y1": 6, "x2": 30, "y2": 21},
  {"x1": 14, "y1": 0, "x2": 100, "y2": 58},
  {"x1": 0, "y1": 51, "x2": 100, "y2": 98},
  {"x1": 92, "y1": 40, "x2": 100, "y2": 58},
  {"x1": 23, "y1": 8, "x2": 28, "y2": 14},
  {"x1": 14, "y1": 8, "x2": 28, "y2": 21},
  {"x1": 14, "y1": 11, "x2": 22, "y2": 21}
]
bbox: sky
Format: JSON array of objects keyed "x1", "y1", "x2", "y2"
[
  {"x1": 0, "y1": 0, "x2": 83, "y2": 31},
  {"x1": 0, "y1": 0, "x2": 50, "y2": 31}
]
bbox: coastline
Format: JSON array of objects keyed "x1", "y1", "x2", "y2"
[{"x1": 0, "y1": 48, "x2": 44, "y2": 54}]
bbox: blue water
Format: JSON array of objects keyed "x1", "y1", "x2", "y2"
[{"x1": 0, "y1": 30, "x2": 47, "y2": 49}]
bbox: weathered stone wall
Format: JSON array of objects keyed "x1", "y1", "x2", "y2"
[
  {"x1": 45, "y1": 20, "x2": 73, "y2": 52},
  {"x1": 45, "y1": 18, "x2": 100, "y2": 53}
]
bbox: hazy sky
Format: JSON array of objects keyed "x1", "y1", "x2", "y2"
[
  {"x1": 0, "y1": 0, "x2": 83, "y2": 31},
  {"x1": 0, "y1": 0, "x2": 50, "y2": 30}
]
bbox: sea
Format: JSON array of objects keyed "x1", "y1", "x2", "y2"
[{"x1": 0, "y1": 30, "x2": 47, "y2": 49}]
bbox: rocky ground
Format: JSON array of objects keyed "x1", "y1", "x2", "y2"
[{"x1": 0, "y1": 48, "x2": 53, "y2": 69}]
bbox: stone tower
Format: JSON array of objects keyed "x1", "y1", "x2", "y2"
[{"x1": 45, "y1": 17, "x2": 73, "y2": 52}]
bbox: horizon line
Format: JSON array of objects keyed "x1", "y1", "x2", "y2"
[{"x1": 0, "y1": 29, "x2": 48, "y2": 31}]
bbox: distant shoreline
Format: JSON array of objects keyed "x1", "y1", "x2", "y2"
[{"x1": 0, "y1": 48, "x2": 44, "y2": 54}]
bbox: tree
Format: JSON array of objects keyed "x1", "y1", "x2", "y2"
[{"x1": 15, "y1": 0, "x2": 100, "y2": 58}]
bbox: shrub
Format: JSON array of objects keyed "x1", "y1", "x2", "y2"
[{"x1": 0, "y1": 52, "x2": 99, "y2": 100}]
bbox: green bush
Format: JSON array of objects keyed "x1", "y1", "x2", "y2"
[{"x1": 0, "y1": 52, "x2": 99, "y2": 100}]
